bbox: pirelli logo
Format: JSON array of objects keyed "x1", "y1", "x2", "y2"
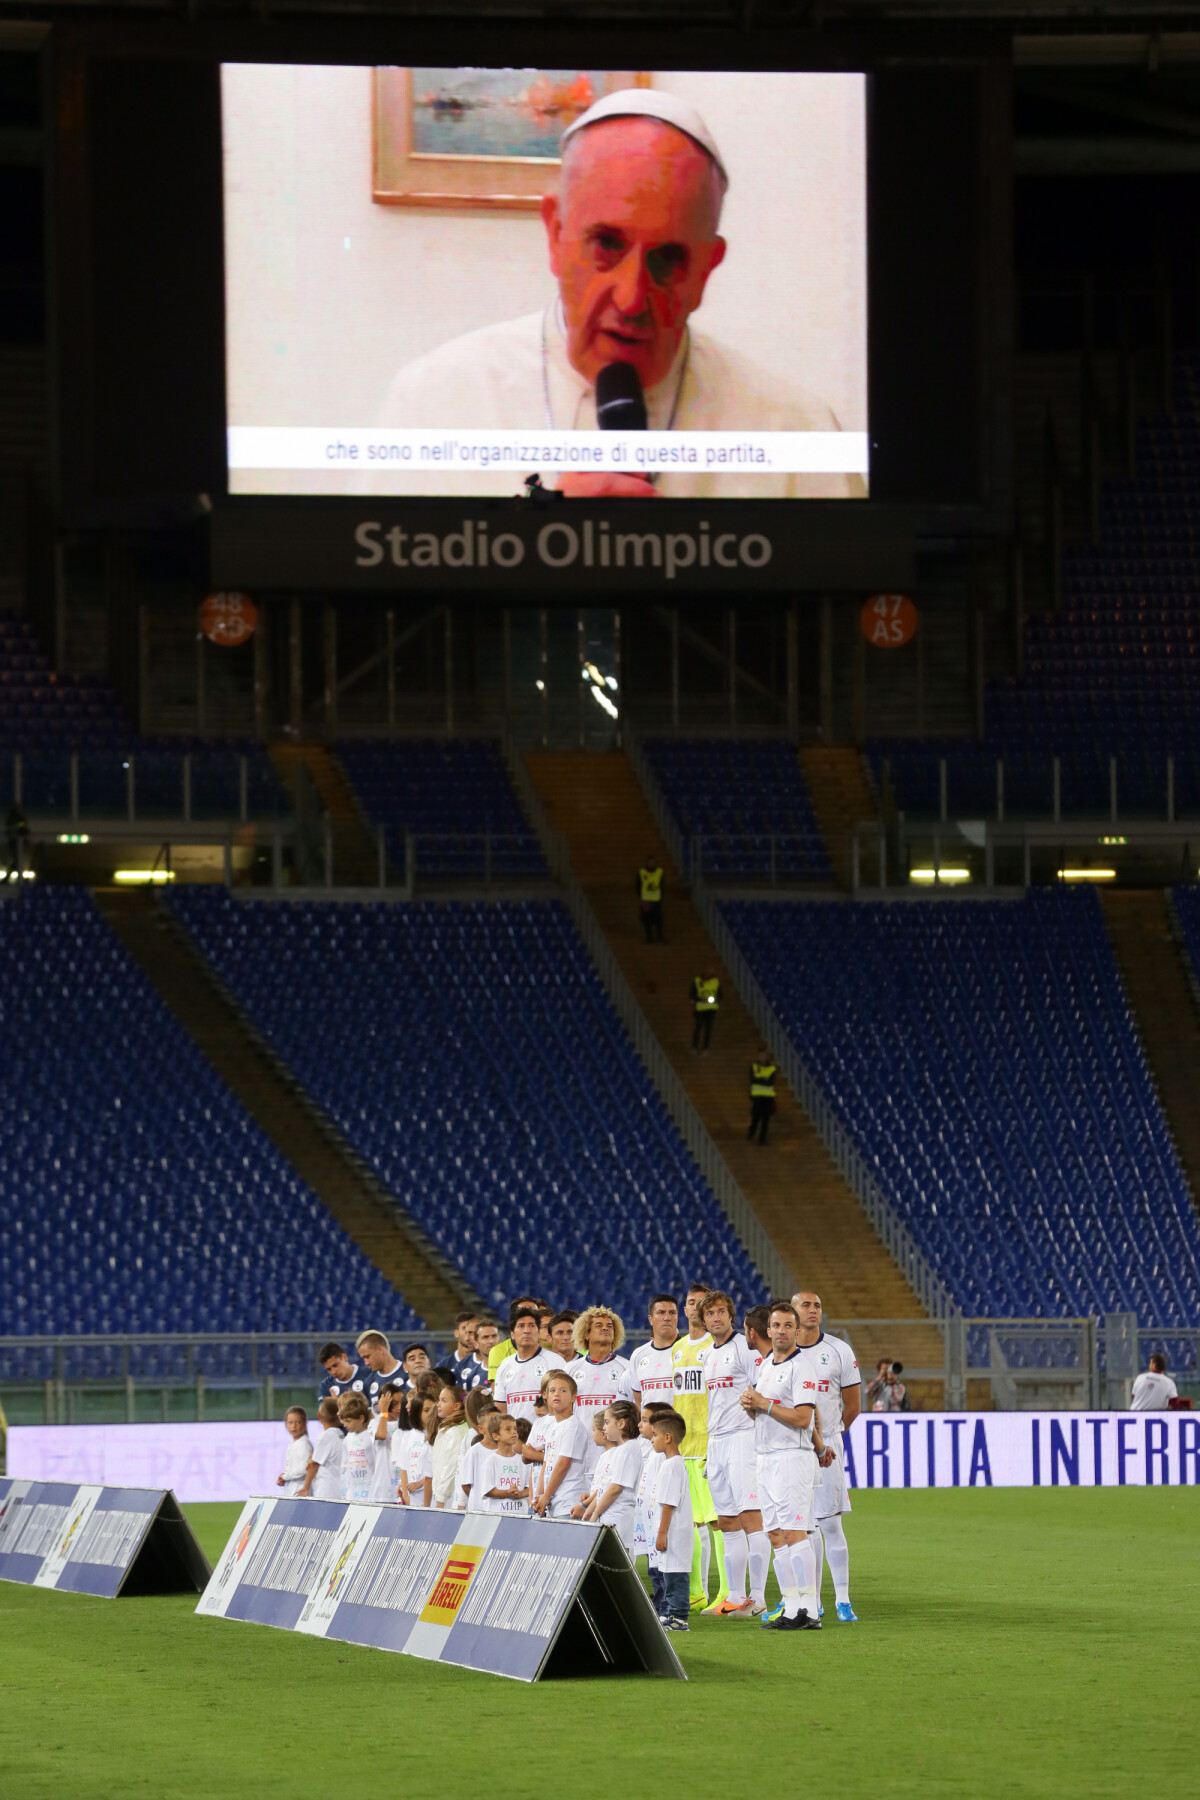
[{"x1": 419, "y1": 1545, "x2": 487, "y2": 1626}]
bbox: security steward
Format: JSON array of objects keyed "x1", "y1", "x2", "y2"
[
  {"x1": 637, "y1": 856, "x2": 665, "y2": 944},
  {"x1": 690, "y1": 967, "x2": 721, "y2": 1052},
  {"x1": 748, "y1": 1046, "x2": 777, "y2": 1145}
]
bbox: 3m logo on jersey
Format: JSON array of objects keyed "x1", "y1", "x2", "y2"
[{"x1": 419, "y1": 1545, "x2": 487, "y2": 1625}]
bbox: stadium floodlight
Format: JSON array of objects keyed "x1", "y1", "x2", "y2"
[{"x1": 909, "y1": 867, "x2": 970, "y2": 885}]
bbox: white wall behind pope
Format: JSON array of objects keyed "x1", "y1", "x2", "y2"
[{"x1": 222, "y1": 64, "x2": 867, "y2": 492}]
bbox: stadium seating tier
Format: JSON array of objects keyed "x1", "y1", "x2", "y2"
[
  {"x1": 170, "y1": 890, "x2": 762, "y2": 1318},
  {"x1": 0, "y1": 888, "x2": 419, "y2": 1381},
  {"x1": 722, "y1": 890, "x2": 1200, "y2": 1324}
]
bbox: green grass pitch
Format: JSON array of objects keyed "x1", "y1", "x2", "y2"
[{"x1": 0, "y1": 1489, "x2": 1195, "y2": 1799}]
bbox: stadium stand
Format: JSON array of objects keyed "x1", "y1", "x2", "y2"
[
  {"x1": 0, "y1": 888, "x2": 418, "y2": 1382},
  {"x1": 872, "y1": 353, "x2": 1200, "y2": 821},
  {"x1": 721, "y1": 889, "x2": 1200, "y2": 1323},
  {"x1": 639, "y1": 737, "x2": 833, "y2": 882},
  {"x1": 169, "y1": 889, "x2": 761, "y2": 1316},
  {"x1": 1169, "y1": 886, "x2": 1200, "y2": 1005},
  {"x1": 336, "y1": 738, "x2": 544, "y2": 878},
  {"x1": 0, "y1": 611, "x2": 128, "y2": 745},
  {"x1": 0, "y1": 612, "x2": 287, "y2": 818}
]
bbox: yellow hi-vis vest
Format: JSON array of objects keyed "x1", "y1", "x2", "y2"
[
  {"x1": 750, "y1": 1061, "x2": 777, "y2": 1098},
  {"x1": 671, "y1": 1331, "x2": 712, "y2": 1459},
  {"x1": 639, "y1": 866, "x2": 664, "y2": 904},
  {"x1": 692, "y1": 976, "x2": 721, "y2": 1013}
]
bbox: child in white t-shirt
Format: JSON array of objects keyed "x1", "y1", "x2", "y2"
[
  {"x1": 526, "y1": 1391, "x2": 556, "y2": 1510},
  {"x1": 633, "y1": 1402, "x2": 672, "y2": 1558},
  {"x1": 583, "y1": 1401, "x2": 643, "y2": 1551},
  {"x1": 298, "y1": 1396, "x2": 344, "y2": 1499},
  {"x1": 277, "y1": 1407, "x2": 313, "y2": 1496},
  {"x1": 369, "y1": 1386, "x2": 404, "y2": 1503},
  {"x1": 337, "y1": 1392, "x2": 379, "y2": 1503},
  {"x1": 647, "y1": 1411, "x2": 693, "y2": 1631},
  {"x1": 401, "y1": 1396, "x2": 435, "y2": 1508},
  {"x1": 457, "y1": 1394, "x2": 498, "y2": 1510},
  {"x1": 532, "y1": 1372, "x2": 589, "y2": 1520},
  {"x1": 480, "y1": 1413, "x2": 531, "y2": 1514},
  {"x1": 573, "y1": 1413, "x2": 611, "y2": 1515}
]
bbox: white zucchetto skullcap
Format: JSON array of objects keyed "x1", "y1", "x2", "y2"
[{"x1": 560, "y1": 88, "x2": 728, "y2": 184}]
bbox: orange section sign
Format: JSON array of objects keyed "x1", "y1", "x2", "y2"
[
  {"x1": 199, "y1": 591, "x2": 258, "y2": 647},
  {"x1": 861, "y1": 593, "x2": 918, "y2": 649},
  {"x1": 418, "y1": 1545, "x2": 487, "y2": 1625}
]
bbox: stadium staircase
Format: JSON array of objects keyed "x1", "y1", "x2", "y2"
[
  {"x1": 524, "y1": 749, "x2": 930, "y2": 1332},
  {"x1": 798, "y1": 746, "x2": 878, "y2": 891},
  {"x1": 268, "y1": 742, "x2": 380, "y2": 887},
  {"x1": 92, "y1": 886, "x2": 469, "y2": 1325},
  {"x1": 1101, "y1": 890, "x2": 1200, "y2": 1211}
]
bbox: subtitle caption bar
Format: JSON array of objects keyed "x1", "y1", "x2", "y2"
[{"x1": 227, "y1": 427, "x2": 870, "y2": 477}]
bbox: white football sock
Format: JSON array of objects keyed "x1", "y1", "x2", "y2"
[
  {"x1": 748, "y1": 1531, "x2": 771, "y2": 1603},
  {"x1": 811, "y1": 1523, "x2": 825, "y2": 1602},
  {"x1": 722, "y1": 1530, "x2": 748, "y2": 1600},
  {"x1": 793, "y1": 1536, "x2": 818, "y2": 1619},
  {"x1": 820, "y1": 1515, "x2": 851, "y2": 1605},
  {"x1": 772, "y1": 1543, "x2": 800, "y2": 1618},
  {"x1": 700, "y1": 1526, "x2": 711, "y2": 1594}
]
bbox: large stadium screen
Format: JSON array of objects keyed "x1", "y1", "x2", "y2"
[{"x1": 221, "y1": 65, "x2": 868, "y2": 501}]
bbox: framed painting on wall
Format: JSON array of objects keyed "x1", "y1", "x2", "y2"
[{"x1": 373, "y1": 68, "x2": 651, "y2": 210}]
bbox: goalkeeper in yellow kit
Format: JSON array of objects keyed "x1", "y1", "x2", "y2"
[{"x1": 671, "y1": 1282, "x2": 728, "y2": 1609}]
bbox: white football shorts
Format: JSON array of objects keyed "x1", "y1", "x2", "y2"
[
  {"x1": 705, "y1": 1432, "x2": 760, "y2": 1517},
  {"x1": 757, "y1": 1451, "x2": 816, "y2": 1534},
  {"x1": 815, "y1": 1436, "x2": 852, "y2": 1520}
]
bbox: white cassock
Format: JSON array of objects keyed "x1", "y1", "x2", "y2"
[{"x1": 375, "y1": 303, "x2": 866, "y2": 499}]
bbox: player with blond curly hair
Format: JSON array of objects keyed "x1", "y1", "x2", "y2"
[{"x1": 566, "y1": 1304, "x2": 634, "y2": 1476}]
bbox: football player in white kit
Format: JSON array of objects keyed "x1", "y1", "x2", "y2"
[
  {"x1": 698, "y1": 1291, "x2": 772, "y2": 1616},
  {"x1": 794, "y1": 1289, "x2": 861, "y2": 1623},
  {"x1": 629, "y1": 1294, "x2": 680, "y2": 1410},
  {"x1": 566, "y1": 1306, "x2": 633, "y2": 1474},
  {"x1": 741, "y1": 1300, "x2": 824, "y2": 1630}
]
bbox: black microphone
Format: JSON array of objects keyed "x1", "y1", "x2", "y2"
[{"x1": 596, "y1": 361, "x2": 648, "y2": 432}]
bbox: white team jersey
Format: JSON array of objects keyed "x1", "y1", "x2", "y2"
[
  {"x1": 628, "y1": 1341, "x2": 679, "y2": 1407},
  {"x1": 543, "y1": 1414, "x2": 590, "y2": 1517},
  {"x1": 404, "y1": 1434, "x2": 432, "y2": 1505},
  {"x1": 701, "y1": 1333, "x2": 760, "y2": 1437},
  {"x1": 801, "y1": 1332, "x2": 861, "y2": 1440},
  {"x1": 592, "y1": 1438, "x2": 642, "y2": 1538},
  {"x1": 311, "y1": 1426, "x2": 345, "y2": 1500},
  {"x1": 1131, "y1": 1371, "x2": 1178, "y2": 1411},
  {"x1": 753, "y1": 1351, "x2": 819, "y2": 1456},
  {"x1": 566, "y1": 1355, "x2": 633, "y2": 1461},
  {"x1": 281, "y1": 1434, "x2": 312, "y2": 1495},
  {"x1": 340, "y1": 1429, "x2": 378, "y2": 1502},
  {"x1": 478, "y1": 1449, "x2": 529, "y2": 1514},
  {"x1": 493, "y1": 1348, "x2": 567, "y2": 1421}
]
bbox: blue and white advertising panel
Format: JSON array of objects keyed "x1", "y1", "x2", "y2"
[
  {"x1": 843, "y1": 1412, "x2": 1200, "y2": 1489},
  {"x1": 0, "y1": 1481, "x2": 207, "y2": 1596},
  {"x1": 199, "y1": 1497, "x2": 682, "y2": 1683}
]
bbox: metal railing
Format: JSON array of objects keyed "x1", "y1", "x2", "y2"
[
  {"x1": 501, "y1": 736, "x2": 793, "y2": 1297},
  {"x1": 7, "y1": 749, "x2": 286, "y2": 825},
  {"x1": 690, "y1": 876, "x2": 956, "y2": 1327},
  {"x1": 6, "y1": 1318, "x2": 1193, "y2": 1429}
]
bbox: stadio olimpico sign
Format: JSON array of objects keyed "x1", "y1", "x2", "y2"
[{"x1": 210, "y1": 502, "x2": 914, "y2": 594}]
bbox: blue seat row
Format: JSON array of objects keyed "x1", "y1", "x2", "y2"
[
  {"x1": 169, "y1": 890, "x2": 762, "y2": 1318},
  {"x1": 337, "y1": 739, "x2": 545, "y2": 879},
  {"x1": 642, "y1": 738, "x2": 832, "y2": 883},
  {"x1": 0, "y1": 888, "x2": 420, "y2": 1341},
  {"x1": 721, "y1": 890, "x2": 1200, "y2": 1322}
]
